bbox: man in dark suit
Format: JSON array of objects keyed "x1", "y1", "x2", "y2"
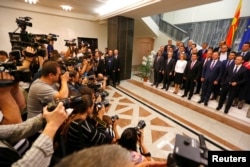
[
  {"x1": 194, "y1": 50, "x2": 213, "y2": 94},
  {"x1": 161, "y1": 51, "x2": 176, "y2": 91},
  {"x1": 113, "y1": 49, "x2": 121, "y2": 85},
  {"x1": 182, "y1": 53, "x2": 202, "y2": 100},
  {"x1": 152, "y1": 50, "x2": 164, "y2": 88},
  {"x1": 216, "y1": 56, "x2": 248, "y2": 114},
  {"x1": 94, "y1": 51, "x2": 105, "y2": 76},
  {"x1": 198, "y1": 51, "x2": 223, "y2": 106},
  {"x1": 104, "y1": 50, "x2": 115, "y2": 86},
  {"x1": 238, "y1": 42, "x2": 250, "y2": 62},
  {"x1": 197, "y1": 42, "x2": 208, "y2": 61},
  {"x1": 221, "y1": 51, "x2": 236, "y2": 76}
]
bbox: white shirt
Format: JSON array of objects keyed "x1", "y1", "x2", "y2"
[
  {"x1": 219, "y1": 52, "x2": 227, "y2": 61},
  {"x1": 175, "y1": 60, "x2": 187, "y2": 73}
]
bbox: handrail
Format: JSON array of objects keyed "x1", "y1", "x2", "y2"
[{"x1": 151, "y1": 15, "x2": 188, "y2": 41}]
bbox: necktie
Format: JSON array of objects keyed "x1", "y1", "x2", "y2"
[
  {"x1": 241, "y1": 52, "x2": 245, "y2": 56},
  {"x1": 233, "y1": 66, "x2": 238, "y2": 74},
  {"x1": 190, "y1": 61, "x2": 195, "y2": 69},
  {"x1": 226, "y1": 60, "x2": 230, "y2": 67},
  {"x1": 210, "y1": 60, "x2": 215, "y2": 69}
]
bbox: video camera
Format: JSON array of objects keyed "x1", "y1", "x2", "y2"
[
  {"x1": 16, "y1": 17, "x2": 32, "y2": 29},
  {"x1": 0, "y1": 61, "x2": 32, "y2": 87},
  {"x1": 167, "y1": 134, "x2": 208, "y2": 167},
  {"x1": 42, "y1": 95, "x2": 83, "y2": 112},
  {"x1": 65, "y1": 39, "x2": 77, "y2": 47}
]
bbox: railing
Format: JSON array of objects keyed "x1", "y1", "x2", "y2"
[{"x1": 151, "y1": 15, "x2": 188, "y2": 41}]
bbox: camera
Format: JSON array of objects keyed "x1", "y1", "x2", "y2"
[
  {"x1": 0, "y1": 61, "x2": 32, "y2": 87},
  {"x1": 16, "y1": 17, "x2": 32, "y2": 29},
  {"x1": 65, "y1": 39, "x2": 77, "y2": 47},
  {"x1": 111, "y1": 115, "x2": 119, "y2": 123},
  {"x1": 64, "y1": 58, "x2": 78, "y2": 67},
  {"x1": 135, "y1": 120, "x2": 146, "y2": 136},
  {"x1": 43, "y1": 96, "x2": 83, "y2": 112},
  {"x1": 167, "y1": 134, "x2": 208, "y2": 167},
  {"x1": 48, "y1": 33, "x2": 59, "y2": 42}
]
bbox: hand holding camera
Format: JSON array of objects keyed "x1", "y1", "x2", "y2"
[
  {"x1": 60, "y1": 71, "x2": 69, "y2": 83},
  {"x1": 43, "y1": 102, "x2": 68, "y2": 139}
]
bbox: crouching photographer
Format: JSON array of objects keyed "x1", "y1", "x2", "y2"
[
  {"x1": 118, "y1": 120, "x2": 152, "y2": 165},
  {"x1": 0, "y1": 99, "x2": 67, "y2": 167}
]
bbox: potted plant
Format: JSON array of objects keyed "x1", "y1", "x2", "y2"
[{"x1": 139, "y1": 54, "x2": 153, "y2": 81}]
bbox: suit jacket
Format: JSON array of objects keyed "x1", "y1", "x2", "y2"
[
  {"x1": 105, "y1": 56, "x2": 115, "y2": 71},
  {"x1": 221, "y1": 65, "x2": 248, "y2": 86},
  {"x1": 197, "y1": 49, "x2": 207, "y2": 61},
  {"x1": 238, "y1": 51, "x2": 250, "y2": 62},
  {"x1": 113, "y1": 55, "x2": 121, "y2": 70},
  {"x1": 97, "y1": 58, "x2": 105, "y2": 74},
  {"x1": 153, "y1": 55, "x2": 164, "y2": 71},
  {"x1": 184, "y1": 60, "x2": 202, "y2": 81},
  {"x1": 221, "y1": 59, "x2": 235, "y2": 75},
  {"x1": 161, "y1": 58, "x2": 176, "y2": 74},
  {"x1": 202, "y1": 60, "x2": 223, "y2": 82}
]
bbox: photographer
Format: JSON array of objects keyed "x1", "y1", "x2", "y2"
[
  {"x1": 0, "y1": 71, "x2": 25, "y2": 125},
  {"x1": 27, "y1": 60, "x2": 69, "y2": 119},
  {"x1": 118, "y1": 126, "x2": 152, "y2": 165},
  {"x1": 0, "y1": 50, "x2": 9, "y2": 63},
  {"x1": 92, "y1": 103, "x2": 119, "y2": 143},
  {"x1": 54, "y1": 94, "x2": 116, "y2": 158},
  {"x1": 0, "y1": 102, "x2": 67, "y2": 167},
  {"x1": 68, "y1": 70, "x2": 82, "y2": 96}
]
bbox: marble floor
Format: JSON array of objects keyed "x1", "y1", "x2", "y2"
[{"x1": 104, "y1": 75, "x2": 250, "y2": 160}]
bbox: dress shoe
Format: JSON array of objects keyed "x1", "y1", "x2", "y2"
[
  {"x1": 197, "y1": 100, "x2": 204, "y2": 103},
  {"x1": 224, "y1": 109, "x2": 229, "y2": 114},
  {"x1": 161, "y1": 87, "x2": 166, "y2": 89},
  {"x1": 188, "y1": 96, "x2": 192, "y2": 100},
  {"x1": 232, "y1": 100, "x2": 238, "y2": 107},
  {"x1": 238, "y1": 101, "x2": 244, "y2": 109},
  {"x1": 181, "y1": 95, "x2": 187, "y2": 98},
  {"x1": 173, "y1": 91, "x2": 177, "y2": 94},
  {"x1": 204, "y1": 102, "x2": 208, "y2": 106},
  {"x1": 210, "y1": 97, "x2": 216, "y2": 100},
  {"x1": 216, "y1": 106, "x2": 222, "y2": 110}
]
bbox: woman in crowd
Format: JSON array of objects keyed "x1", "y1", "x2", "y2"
[
  {"x1": 118, "y1": 127, "x2": 151, "y2": 165},
  {"x1": 57, "y1": 94, "x2": 117, "y2": 155},
  {"x1": 173, "y1": 52, "x2": 187, "y2": 94}
]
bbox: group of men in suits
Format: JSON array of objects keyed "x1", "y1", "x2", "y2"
[
  {"x1": 151, "y1": 40, "x2": 250, "y2": 114},
  {"x1": 104, "y1": 49, "x2": 121, "y2": 87}
]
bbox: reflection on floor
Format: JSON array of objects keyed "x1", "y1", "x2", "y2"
[{"x1": 103, "y1": 76, "x2": 250, "y2": 160}]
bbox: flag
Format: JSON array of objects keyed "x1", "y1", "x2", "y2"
[
  {"x1": 225, "y1": 0, "x2": 242, "y2": 47},
  {"x1": 238, "y1": 18, "x2": 250, "y2": 51}
]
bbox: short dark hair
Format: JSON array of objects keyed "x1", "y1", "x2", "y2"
[
  {"x1": 41, "y1": 60, "x2": 60, "y2": 77},
  {"x1": 0, "y1": 50, "x2": 8, "y2": 57}
]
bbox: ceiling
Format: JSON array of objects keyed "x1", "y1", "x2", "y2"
[{"x1": 10, "y1": 0, "x2": 220, "y2": 21}]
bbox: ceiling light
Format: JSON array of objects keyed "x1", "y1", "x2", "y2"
[
  {"x1": 95, "y1": 0, "x2": 143, "y2": 15},
  {"x1": 61, "y1": 5, "x2": 72, "y2": 11},
  {"x1": 24, "y1": 0, "x2": 38, "y2": 4}
]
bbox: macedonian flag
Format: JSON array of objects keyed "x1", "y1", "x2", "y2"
[{"x1": 225, "y1": 0, "x2": 242, "y2": 47}]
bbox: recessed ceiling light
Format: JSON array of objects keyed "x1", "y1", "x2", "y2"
[
  {"x1": 24, "y1": 0, "x2": 38, "y2": 4},
  {"x1": 61, "y1": 5, "x2": 72, "y2": 11}
]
